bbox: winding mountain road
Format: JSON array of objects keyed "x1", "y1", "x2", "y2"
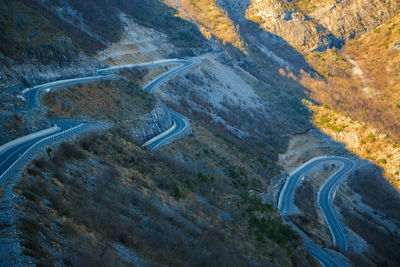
[
  {"x1": 141, "y1": 60, "x2": 196, "y2": 150},
  {"x1": 0, "y1": 58, "x2": 197, "y2": 266},
  {"x1": 143, "y1": 106, "x2": 190, "y2": 151},
  {"x1": 0, "y1": 121, "x2": 82, "y2": 180},
  {"x1": 1, "y1": 56, "x2": 358, "y2": 266},
  {"x1": 278, "y1": 156, "x2": 355, "y2": 266},
  {"x1": 318, "y1": 158, "x2": 355, "y2": 252},
  {"x1": 1, "y1": 58, "x2": 197, "y2": 182},
  {"x1": 100, "y1": 59, "x2": 196, "y2": 151},
  {"x1": 143, "y1": 60, "x2": 196, "y2": 94}
]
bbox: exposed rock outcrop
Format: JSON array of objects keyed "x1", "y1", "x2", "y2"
[
  {"x1": 220, "y1": 0, "x2": 400, "y2": 52},
  {"x1": 246, "y1": 0, "x2": 336, "y2": 51},
  {"x1": 308, "y1": 0, "x2": 400, "y2": 41},
  {"x1": 128, "y1": 103, "x2": 173, "y2": 144},
  {"x1": 0, "y1": 1, "x2": 100, "y2": 91}
]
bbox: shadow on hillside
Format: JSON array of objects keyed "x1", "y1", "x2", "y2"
[
  {"x1": 220, "y1": 0, "x2": 316, "y2": 73},
  {"x1": 23, "y1": 0, "x2": 210, "y2": 55},
  {"x1": 208, "y1": 2, "x2": 320, "y2": 143},
  {"x1": 22, "y1": 0, "x2": 326, "y2": 158}
]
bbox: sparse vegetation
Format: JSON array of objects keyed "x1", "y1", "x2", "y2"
[
  {"x1": 0, "y1": 0, "x2": 81, "y2": 63},
  {"x1": 309, "y1": 102, "x2": 400, "y2": 190},
  {"x1": 338, "y1": 165, "x2": 400, "y2": 265},
  {"x1": 164, "y1": 0, "x2": 246, "y2": 52},
  {"x1": 14, "y1": 118, "x2": 309, "y2": 266},
  {"x1": 244, "y1": 194, "x2": 300, "y2": 246},
  {"x1": 42, "y1": 80, "x2": 156, "y2": 122},
  {"x1": 4, "y1": 1, "x2": 399, "y2": 266}
]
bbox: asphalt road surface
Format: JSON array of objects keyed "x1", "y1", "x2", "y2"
[
  {"x1": 278, "y1": 157, "x2": 355, "y2": 266},
  {"x1": 141, "y1": 60, "x2": 196, "y2": 149},
  {"x1": 0, "y1": 121, "x2": 80, "y2": 178},
  {"x1": 1, "y1": 59, "x2": 197, "y2": 180}
]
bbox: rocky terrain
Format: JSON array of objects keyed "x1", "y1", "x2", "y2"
[
  {"x1": 158, "y1": 53, "x2": 311, "y2": 158},
  {"x1": 310, "y1": 102, "x2": 400, "y2": 190},
  {"x1": 0, "y1": 0, "x2": 100, "y2": 91},
  {"x1": 336, "y1": 163, "x2": 400, "y2": 266},
  {"x1": 1, "y1": 0, "x2": 400, "y2": 266},
  {"x1": 13, "y1": 120, "x2": 308, "y2": 266}
]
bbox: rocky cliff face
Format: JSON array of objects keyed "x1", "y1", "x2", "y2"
[
  {"x1": 128, "y1": 103, "x2": 174, "y2": 144},
  {"x1": 218, "y1": 0, "x2": 400, "y2": 53},
  {"x1": 307, "y1": 0, "x2": 400, "y2": 41},
  {"x1": 310, "y1": 102, "x2": 400, "y2": 191},
  {"x1": 245, "y1": 0, "x2": 336, "y2": 51},
  {"x1": 0, "y1": 0, "x2": 100, "y2": 91}
]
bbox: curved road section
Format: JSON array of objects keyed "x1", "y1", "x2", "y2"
[
  {"x1": 144, "y1": 107, "x2": 190, "y2": 151},
  {"x1": 0, "y1": 121, "x2": 82, "y2": 180},
  {"x1": 100, "y1": 59, "x2": 197, "y2": 149},
  {"x1": 139, "y1": 60, "x2": 197, "y2": 149},
  {"x1": 278, "y1": 157, "x2": 332, "y2": 215},
  {"x1": 303, "y1": 242, "x2": 342, "y2": 267},
  {"x1": 1, "y1": 59, "x2": 197, "y2": 180},
  {"x1": 143, "y1": 60, "x2": 197, "y2": 94},
  {"x1": 318, "y1": 158, "x2": 355, "y2": 251},
  {"x1": 1, "y1": 74, "x2": 116, "y2": 178},
  {"x1": 278, "y1": 156, "x2": 355, "y2": 266},
  {"x1": 0, "y1": 58, "x2": 197, "y2": 266}
]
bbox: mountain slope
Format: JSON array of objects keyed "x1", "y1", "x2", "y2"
[{"x1": 1, "y1": 1, "x2": 400, "y2": 266}]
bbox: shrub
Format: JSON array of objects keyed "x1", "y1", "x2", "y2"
[
  {"x1": 52, "y1": 143, "x2": 87, "y2": 169},
  {"x1": 388, "y1": 24, "x2": 397, "y2": 31},
  {"x1": 62, "y1": 221, "x2": 77, "y2": 238},
  {"x1": 46, "y1": 147, "x2": 52, "y2": 159},
  {"x1": 248, "y1": 215, "x2": 299, "y2": 246},
  {"x1": 27, "y1": 167, "x2": 41, "y2": 177},
  {"x1": 20, "y1": 217, "x2": 46, "y2": 244},
  {"x1": 198, "y1": 172, "x2": 209, "y2": 182},
  {"x1": 173, "y1": 184, "x2": 182, "y2": 199},
  {"x1": 21, "y1": 190, "x2": 40, "y2": 203},
  {"x1": 33, "y1": 157, "x2": 47, "y2": 170}
]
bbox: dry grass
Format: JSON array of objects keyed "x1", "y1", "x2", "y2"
[
  {"x1": 296, "y1": 13, "x2": 400, "y2": 144},
  {"x1": 14, "y1": 121, "x2": 310, "y2": 266},
  {"x1": 301, "y1": 61, "x2": 400, "y2": 144},
  {"x1": 336, "y1": 165, "x2": 400, "y2": 266},
  {"x1": 42, "y1": 80, "x2": 155, "y2": 122},
  {"x1": 308, "y1": 102, "x2": 400, "y2": 190},
  {"x1": 342, "y1": 14, "x2": 400, "y2": 115},
  {"x1": 163, "y1": 0, "x2": 246, "y2": 52}
]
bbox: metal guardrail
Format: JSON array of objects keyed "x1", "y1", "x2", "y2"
[
  {"x1": 145, "y1": 106, "x2": 192, "y2": 151},
  {"x1": 0, "y1": 125, "x2": 60, "y2": 157},
  {"x1": 47, "y1": 117, "x2": 87, "y2": 123},
  {"x1": 1, "y1": 59, "x2": 197, "y2": 185},
  {"x1": 97, "y1": 58, "x2": 181, "y2": 74},
  {"x1": 0, "y1": 123, "x2": 86, "y2": 185}
]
